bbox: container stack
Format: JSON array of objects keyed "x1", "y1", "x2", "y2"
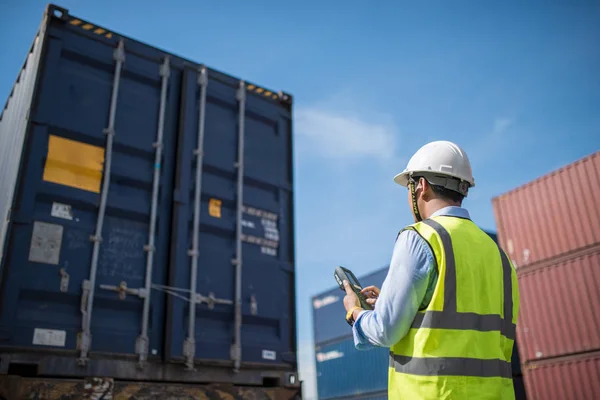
[
  {"x1": 312, "y1": 229, "x2": 526, "y2": 399},
  {"x1": 492, "y1": 151, "x2": 600, "y2": 400}
]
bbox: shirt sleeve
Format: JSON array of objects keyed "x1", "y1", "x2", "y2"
[{"x1": 351, "y1": 229, "x2": 435, "y2": 350}]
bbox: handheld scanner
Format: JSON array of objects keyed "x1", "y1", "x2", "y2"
[{"x1": 334, "y1": 266, "x2": 373, "y2": 310}]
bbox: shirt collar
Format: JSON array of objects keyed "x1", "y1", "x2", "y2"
[{"x1": 430, "y1": 206, "x2": 471, "y2": 220}]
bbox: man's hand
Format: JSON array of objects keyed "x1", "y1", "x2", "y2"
[
  {"x1": 342, "y1": 280, "x2": 361, "y2": 312},
  {"x1": 360, "y1": 285, "x2": 380, "y2": 307}
]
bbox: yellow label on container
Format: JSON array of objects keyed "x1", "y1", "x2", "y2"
[
  {"x1": 208, "y1": 198, "x2": 222, "y2": 218},
  {"x1": 43, "y1": 135, "x2": 105, "y2": 193}
]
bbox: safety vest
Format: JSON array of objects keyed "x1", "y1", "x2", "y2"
[{"x1": 389, "y1": 215, "x2": 519, "y2": 399}]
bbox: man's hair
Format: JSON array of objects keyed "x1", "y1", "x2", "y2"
[
  {"x1": 415, "y1": 176, "x2": 465, "y2": 204},
  {"x1": 429, "y1": 183, "x2": 465, "y2": 204}
]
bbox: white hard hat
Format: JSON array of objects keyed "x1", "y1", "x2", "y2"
[{"x1": 394, "y1": 140, "x2": 475, "y2": 195}]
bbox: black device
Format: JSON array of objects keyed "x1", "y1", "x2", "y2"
[{"x1": 334, "y1": 266, "x2": 374, "y2": 311}]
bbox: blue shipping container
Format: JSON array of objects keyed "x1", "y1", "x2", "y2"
[
  {"x1": 312, "y1": 268, "x2": 388, "y2": 346},
  {"x1": 315, "y1": 337, "x2": 389, "y2": 400},
  {"x1": 0, "y1": 4, "x2": 298, "y2": 388},
  {"x1": 335, "y1": 392, "x2": 387, "y2": 400}
]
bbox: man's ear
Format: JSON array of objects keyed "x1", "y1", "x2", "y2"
[{"x1": 419, "y1": 177, "x2": 433, "y2": 201}]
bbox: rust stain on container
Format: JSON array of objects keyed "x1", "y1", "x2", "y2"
[
  {"x1": 523, "y1": 351, "x2": 600, "y2": 400},
  {"x1": 492, "y1": 151, "x2": 600, "y2": 269},
  {"x1": 516, "y1": 247, "x2": 600, "y2": 363}
]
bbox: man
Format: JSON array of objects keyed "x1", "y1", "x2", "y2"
[{"x1": 342, "y1": 140, "x2": 519, "y2": 399}]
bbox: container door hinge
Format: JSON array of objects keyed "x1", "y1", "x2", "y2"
[
  {"x1": 160, "y1": 56, "x2": 171, "y2": 78},
  {"x1": 183, "y1": 337, "x2": 196, "y2": 371},
  {"x1": 230, "y1": 344, "x2": 241, "y2": 368},
  {"x1": 250, "y1": 295, "x2": 258, "y2": 316},
  {"x1": 76, "y1": 331, "x2": 92, "y2": 366},
  {"x1": 236, "y1": 82, "x2": 246, "y2": 102},
  {"x1": 59, "y1": 268, "x2": 70, "y2": 292},
  {"x1": 78, "y1": 279, "x2": 92, "y2": 365},
  {"x1": 113, "y1": 40, "x2": 125, "y2": 62},
  {"x1": 135, "y1": 335, "x2": 149, "y2": 368},
  {"x1": 198, "y1": 66, "x2": 208, "y2": 86}
]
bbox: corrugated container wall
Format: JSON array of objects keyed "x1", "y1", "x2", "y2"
[
  {"x1": 0, "y1": 12, "x2": 46, "y2": 269},
  {"x1": 315, "y1": 337, "x2": 389, "y2": 400},
  {"x1": 0, "y1": 4, "x2": 299, "y2": 391},
  {"x1": 516, "y1": 249, "x2": 600, "y2": 363},
  {"x1": 351, "y1": 393, "x2": 388, "y2": 400},
  {"x1": 522, "y1": 352, "x2": 600, "y2": 400},
  {"x1": 492, "y1": 151, "x2": 600, "y2": 269}
]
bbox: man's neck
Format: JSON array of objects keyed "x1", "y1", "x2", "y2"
[{"x1": 422, "y1": 200, "x2": 461, "y2": 220}]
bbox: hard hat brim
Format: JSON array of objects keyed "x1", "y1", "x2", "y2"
[
  {"x1": 393, "y1": 171, "x2": 410, "y2": 187},
  {"x1": 393, "y1": 170, "x2": 476, "y2": 188}
]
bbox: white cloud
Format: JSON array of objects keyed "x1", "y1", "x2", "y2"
[
  {"x1": 294, "y1": 106, "x2": 398, "y2": 162},
  {"x1": 466, "y1": 116, "x2": 516, "y2": 167},
  {"x1": 493, "y1": 118, "x2": 514, "y2": 134}
]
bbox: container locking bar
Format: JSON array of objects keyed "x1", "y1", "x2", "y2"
[
  {"x1": 183, "y1": 66, "x2": 209, "y2": 371},
  {"x1": 99, "y1": 282, "x2": 148, "y2": 300},
  {"x1": 78, "y1": 39, "x2": 125, "y2": 366},
  {"x1": 100, "y1": 283, "x2": 229, "y2": 306},
  {"x1": 231, "y1": 80, "x2": 246, "y2": 372},
  {"x1": 137, "y1": 56, "x2": 171, "y2": 367},
  {"x1": 151, "y1": 284, "x2": 233, "y2": 307}
]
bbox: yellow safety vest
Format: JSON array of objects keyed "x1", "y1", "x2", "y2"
[{"x1": 389, "y1": 215, "x2": 519, "y2": 399}]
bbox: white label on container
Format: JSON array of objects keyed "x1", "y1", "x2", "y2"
[
  {"x1": 523, "y1": 248, "x2": 530, "y2": 263},
  {"x1": 313, "y1": 295, "x2": 339, "y2": 309},
  {"x1": 507, "y1": 239, "x2": 514, "y2": 255},
  {"x1": 316, "y1": 350, "x2": 344, "y2": 362},
  {"x1": 241, "y1": 219, "x2": 255, "y2": 229},
  {"x1": 51, "y1": 202, "x2": 73, "y2": 220},
  {"x1": 28, "y1": 221, "x2": 63, "y2": 265},
  {"x1": 262, "y1": 350, "x2": 277, "y2": 360},
  {"x1": 261, "y1": 246, "x2": 277, "y2": 257},
  {"x1": 33, "y1": 328, "x2": 66, "y2": 347}
]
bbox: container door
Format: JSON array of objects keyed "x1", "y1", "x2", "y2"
[
  {"x1": 0, "y1": 24, "x2": 179, "y2": 363},
  {"x1": 166, "y1": 71, "x2": 296, "y2": 369}
]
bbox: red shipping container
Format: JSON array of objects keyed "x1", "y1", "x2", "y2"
[
  {"x1": 523, "y1": 351, "x2": 600, "y2": 400},
  {"x1": 516, "y1": 247, "x2": 600, "y2": 363},
  {"x1": 492, "y1": 151, "x2": 600, "y2": 268}
]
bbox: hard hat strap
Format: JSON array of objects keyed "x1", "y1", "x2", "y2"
[{"x1": 408, "y1": 177, "x2": 423, "y2": 222}]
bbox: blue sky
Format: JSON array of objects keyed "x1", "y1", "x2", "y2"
[{"x1": 2, "y1": 1, "x2": 600, "y2": 398}]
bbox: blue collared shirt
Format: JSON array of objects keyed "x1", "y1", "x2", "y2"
[{"x1": 352, "y1": 206, "x2": 471, "y2": 350}]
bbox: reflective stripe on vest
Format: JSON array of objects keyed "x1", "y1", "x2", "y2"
[
  {"x1": 389, "y1": 218, "x2": 515, "y2": 379},
  {"x1": 389, "y1": 354, "x2": 512, "y2": 379}
]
